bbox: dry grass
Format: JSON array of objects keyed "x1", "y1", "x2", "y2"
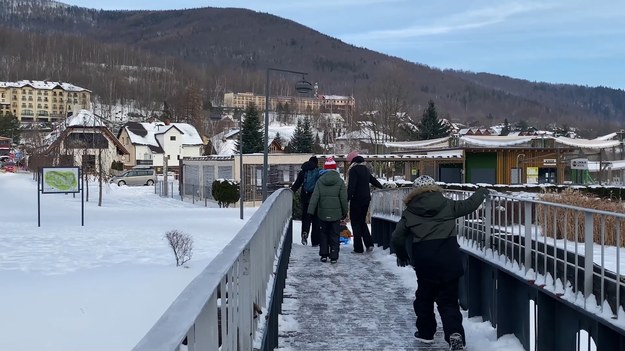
[{"x1": 538, "y1": 189, "x2": 625, "y2": 247}]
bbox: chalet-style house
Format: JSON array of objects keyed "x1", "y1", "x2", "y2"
[
  {"x1": 41, "y1": 109, "x2": 128, "y2": 173},
  {"x1": 117, "y1": 121, "x2": 204, "y2": 170}
]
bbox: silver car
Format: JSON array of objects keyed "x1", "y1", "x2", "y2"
[{"x1": 110, "y1": 169, "x2": 155, "y2": 186}]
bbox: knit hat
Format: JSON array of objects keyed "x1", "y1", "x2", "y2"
[
  {"x1": 346, "y1": 151, "x2": 359, "y2": 163},
  {"x1": 324, "y1": 156, "x2": 337, "y2": 170},
  {"x1": 413, "y1": 175, "x2": 435, "y2": 188}
]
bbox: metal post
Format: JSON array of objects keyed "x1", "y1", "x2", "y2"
[
  {"x1": 263, "y1": 67, "x2": 312, "y2": 201},
  {"x1": 263, "y1": 69, "x2": 270, "y2": 201},
  {"x1": 240, "y1": 111, "x2": 244, "y2": 220}
]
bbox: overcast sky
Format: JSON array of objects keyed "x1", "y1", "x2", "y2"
[{"x1": 60, "y1": 0, "x2": 625, "y2": 90}]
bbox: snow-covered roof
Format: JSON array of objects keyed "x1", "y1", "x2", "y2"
[
  {"x1": 554, "y1": 136, "x2": 620, "y2": 149},
  {"x1": 384, "y1": 136, "x2": 450, "y2": 149},
  {"x1": 0, "y1": 80, "x2": 90, "y2": 92},
  {"x1": 124, "y1": 122, "x2": 203, "y2": 147},
  {"x1": 319, "y1": 95, "x2": 352, "y2": 100},
  {"x1": 336, "y1": 129, "x2": 394, "y2": 142},
  {"x1": 65, "y1": 109, "x2": 106, "y2": 127},
  {"x1": 43, "y1": 110, "x2": 107, "y2": 146},
  {"x1": 461, "y1": 135, "x2": 534, "y2": 147},
  {"x1": 217, "y1": 139, "x2": 237, "y2": 156},
  {"x1": 593, "y1": 132, "x2": 618, "y2": 141},
  {"x1": 426, "y1": 150, "x2": 463, "y2": 158}
]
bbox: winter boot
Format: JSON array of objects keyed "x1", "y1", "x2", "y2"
[
  {"x1": 449, "y1": 332, "x2": 464, "y2": 351},
  {"x1": 301, "y1": 232, "x2": 308, "y2": 245},
  {"x1": 414, "y1": 331, "x2": 434, "y2": 344}
]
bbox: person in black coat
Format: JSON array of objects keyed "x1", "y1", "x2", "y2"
[
  {"x1": 291, "y1": 156, "x2": 321, "y2": 246},
  {"x1": 346, "y1": 153, "x2": 383, "y2": 253},
  {"x1": 391, "y1": 175, "x2": 489, "y2": 350}
]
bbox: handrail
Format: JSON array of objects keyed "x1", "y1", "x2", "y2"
[
  {"x1": 371, "y1": 187, "x2": 625, "y2": 325},
  {"x1": 132, "y1": 188, "x2": 293, "y2": 351}
]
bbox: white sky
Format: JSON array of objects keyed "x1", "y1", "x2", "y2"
[
  {"x1": 2, "y1": 171, "x2": 620, "y2": 350},
  {"x1": 58, "y1": 0, "x2": 625, "y2": 90}
]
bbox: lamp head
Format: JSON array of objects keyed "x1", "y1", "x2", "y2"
[{"x1": 295, "y1": 77, "x2": 313, "y2": 94}]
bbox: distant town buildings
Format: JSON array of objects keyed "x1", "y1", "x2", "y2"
[{"x1": 0, "y1": 80, "x2": 92, "y2": 124}]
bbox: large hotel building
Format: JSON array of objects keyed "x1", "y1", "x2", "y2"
[
  {"x1": 223, "y1": 91, "x2": 355, "y2": 116},
  {"x1": 0, "y1": 80, "x2": 92, "y2": 123}
]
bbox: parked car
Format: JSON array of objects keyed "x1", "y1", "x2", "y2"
[{"x1": 110, "y1": 169, "x2": 155, "y2": 186}]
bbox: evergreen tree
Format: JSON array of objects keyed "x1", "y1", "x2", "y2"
[
  {"x1": 0, "y1": 112, "x2": 21, "y2": 144},
  {"x1": 417, "y1": 100, "x2": 450, "y2": 140},
  {"x1": 240, "y1": 103, "x2": 263, "y2": 154},
  {"x1": 313, "y1": 133, "x2": 323, "y2": 153},
  {"x1": 274, "y1": 132, "x2": 284, "y2": 150},
  {"x1": 289, "y1": 117, "x2": 314, "y2": 153},
  {"x1": 500, "y1": 118, "x2": 511, "y2": 136}
]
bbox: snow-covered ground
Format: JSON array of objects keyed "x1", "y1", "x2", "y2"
[
  {"x1": 0, "y1": 172, "x2": 255, "y2": 351},
  {"x1": 0, "y1": 171, "x2": 525, "y2": 351}
]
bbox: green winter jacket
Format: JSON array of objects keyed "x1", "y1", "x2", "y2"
[
  {"x1": 307, "y1": 170, "x2": 348, "y2": 222},
  {"x1": 391, "y1": 185, "x2": 488, "y2": 260}
]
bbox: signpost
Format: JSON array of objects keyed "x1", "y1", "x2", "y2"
[
  {"x1": 38, "y1": 166, "x2": 84, "y2": 227},
  {"x1": 571, "y1": 158, "x2": 589, "y2": 170}
]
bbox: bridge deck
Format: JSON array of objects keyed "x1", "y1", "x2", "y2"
[{"x1": 277, "y1": 243, "x2": 449, "y2": 351}]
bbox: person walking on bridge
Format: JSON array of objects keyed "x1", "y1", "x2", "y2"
[
  {"x1": 346, "y1": 152, "x2": 383, "y2": 254},
  {"x1": 291, "y1": 156, "x2": 321, "y2": 246},
  {"x1": 308, "y1": 157, "x2": 348, "y2": 264},
  {"x1": 391, "y1": 175, "x2": 489, "y2": 351}
]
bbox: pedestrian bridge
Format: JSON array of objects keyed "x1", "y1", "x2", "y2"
[{"x1": 132, "y1": 188, "x2": 625, "y2": 351}]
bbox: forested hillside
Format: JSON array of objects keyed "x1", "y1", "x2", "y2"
[{"x1": 1, "y1": 0, "x2": 624, "y2": 137}]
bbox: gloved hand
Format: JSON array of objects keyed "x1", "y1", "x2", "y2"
[{"x1": 396, "y1": 255, "x2": 411, "y2": 267}]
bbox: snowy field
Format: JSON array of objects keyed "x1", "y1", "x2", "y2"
[
  {"x1": 0, "y1": 172, "x2": 255, "y2": 351},
  {"x1": 0, "y1": 171, "x2": 526, "y2": 351}
]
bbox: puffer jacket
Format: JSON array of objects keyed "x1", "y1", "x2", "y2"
[
  {"x1": 307, "y1": 170, "x2": 348, "y2": 222},
  {"x1": 391, "y1": 185, "x2": 488, "y2": 281},
  {"x1": 347, "y1": 156, "x2": 383, "y2": 202}
]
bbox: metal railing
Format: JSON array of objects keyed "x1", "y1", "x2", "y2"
[
  {"x1": 132, "y1": 188, "x2": 293, "y2": 351},
  {"x1": 371, "y1": 187, "x2": 625, "y2": 351}
]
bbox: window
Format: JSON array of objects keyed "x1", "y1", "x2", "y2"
[
  {"x1": 82, "y1": 155, "x2": 96, "y2": 172},
  {"x1": 65, "y1": 133, "x2": 109, "y2": 149},
  {"x1": 170, "y1": 136, "x2": 176, "y2": 141}
]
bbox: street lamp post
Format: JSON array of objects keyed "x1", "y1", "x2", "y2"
[{"x1": 262, "y1": 67, "x2": 313, "y2": 201}]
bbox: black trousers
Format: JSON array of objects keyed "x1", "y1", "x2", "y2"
[
  {"x1": 349, "y1": 199, "x2": 373, "y2": 253},
  {"x1": 318, "y1": 220, "x2": 340, "y2": 260},
  {"x1": 301, "y1": 198, "x2": 320, "y2": 246},
  {"x1": 413, "y1": 276, "x2": 465, "y2": 345}
]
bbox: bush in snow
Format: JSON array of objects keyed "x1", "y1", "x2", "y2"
[
  {"x1": 212, "y1": 179, "x2": 240, "y2": 208},
  {"x1": 165, "y1": 230, "x2": 193, "y2": 266}
]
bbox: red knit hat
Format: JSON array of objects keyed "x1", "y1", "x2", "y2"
[{"x1": 324, "y1": 156, "x2": 337, "y2": 169}]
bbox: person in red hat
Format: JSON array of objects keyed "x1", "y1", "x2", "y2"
[{"x1": 307, "y1": 156, "x2": 348, "y2": 263}]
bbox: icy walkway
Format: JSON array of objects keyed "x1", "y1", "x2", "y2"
[{"x1": 277, "y1": 243, "x2": 449, "y2": 351}]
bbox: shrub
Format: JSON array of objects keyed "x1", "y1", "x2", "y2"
[
  {"x1": 539, "y1": 189, "x2": 625, "y2": 247},
  {"x1": 165, "y1": 230, "x2": 193, "y2": 266},
  {"x1": 212, "y1": 179, "x2": 240, "y2": 208},
  {"x1": 110, "y1": 160, "x2": 125, "y2": 171}
]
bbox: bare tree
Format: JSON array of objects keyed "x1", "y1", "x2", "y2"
[{"x1": 165, "y1": 230, "x2": 194, "y2": 267}]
